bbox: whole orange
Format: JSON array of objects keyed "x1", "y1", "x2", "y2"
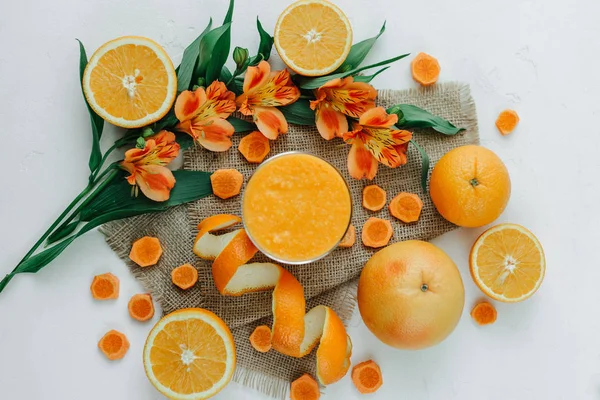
[
  {"x1": 357, "y1": 241, "x2": 464, "y2": 350},
  {"x1": 429, "y1": 145, "x2": 511, "y2": 228}
]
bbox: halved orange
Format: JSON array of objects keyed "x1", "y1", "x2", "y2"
[
  {"x1": 82, "y1": 36, "x2": 177, "y2": 128},
  {"x1": 274, "y1": 0, "x2": 353, "y2": 77},
  {"x1": 470, "y1": 223, "x2": 546, "y2": 303},
  {"x1": 143, "y1": 308, "x2": 236, "y2": 399}
]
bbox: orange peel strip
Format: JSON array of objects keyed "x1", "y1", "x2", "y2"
[{"x1": 193, "y1": 214, "x2": 353, "y2": 385}]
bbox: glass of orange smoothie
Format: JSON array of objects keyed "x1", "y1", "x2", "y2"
[{"x1": 242, "y1": 152, "x2": 352, "y2": 264}]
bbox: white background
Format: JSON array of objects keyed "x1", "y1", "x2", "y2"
[{"x1": 0, "y1": 0, "x2": 597, "y2": 399}]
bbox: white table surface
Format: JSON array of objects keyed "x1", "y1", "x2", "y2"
[{"x1": 0, "y1": 0, "x2": 597, "y2": 399}]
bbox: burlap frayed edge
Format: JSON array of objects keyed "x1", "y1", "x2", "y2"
[
  {"x1": 232, "y1": 279, "x2": 359, "y2": 400},
  {"x1": 379, "y1": 82, "x2": 479, "y2": 146}
]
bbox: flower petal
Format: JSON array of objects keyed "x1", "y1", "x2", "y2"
[
  {"x1": 347, "y1": 139, "x2": 378, "y2": 180},
  {"x1": 316, "y1": 106, "x2": 348, "y2": 140},
  {"x1": 149, "y1": 130, "x2": 176, "y2": 147},
  {"x1": 136, "y1": 164, "x2": 176, "y2": 202},
  {"x1": 175, "y1": 88, "x2": 207, "y2": 122},
  {"x1": 243, "y1": 60, "x2": 271, "y2": 94},
  {"x1": 176, "y1": 120, "x2": 197, "y2": 139},
  {"x1": 393, "y1": 143, "x2": 410, "y2": 166},
  {"x1": 196, "y1": 118, "x2": 235, "y2": 152},
  {"x1": 254, "y1": 106, "x2": 288, "y2": 140},
  {"x1": 206, "y1": 80, "x2": 236, "y2": 102},
  {"x1": 358, "y1": 106, "x2": 398, "y2": 128}
]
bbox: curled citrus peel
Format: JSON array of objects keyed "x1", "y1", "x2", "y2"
[{"x1": 193, "y1": 214, "x2": 353, "y2": 385}]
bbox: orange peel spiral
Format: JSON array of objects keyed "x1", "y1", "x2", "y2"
[{"x1": 193, "y1": 214, "x2": 353, "y2": 385}]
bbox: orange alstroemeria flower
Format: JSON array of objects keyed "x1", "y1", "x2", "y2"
[
  {"x1": 310, "y1": 76, "x2": 377, "y2": 140},
  {"x1": 120, "y1": 130, "x2": 180, "y2": 202},
  {"x1": 236, "y1": 61, "x2": 300, "y2": 140},
  {"x1": 175, "y1": 81, "x2": 237, "y2": 152},
  {"x1": 343, "y1": 107, "x2": 413, "y2": 180}
]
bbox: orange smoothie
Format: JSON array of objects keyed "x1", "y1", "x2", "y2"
[{"x1": 243, "y1": 153, "x2": 352, "y2": 263}]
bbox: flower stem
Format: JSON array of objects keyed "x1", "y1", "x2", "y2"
[{"x1": 90, "y1": 143, "x2": 119, "y2": 182}]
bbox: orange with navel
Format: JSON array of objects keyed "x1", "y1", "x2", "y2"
[
  {"x1": 429, "y1": 145, "x2": 511, "y2": 228},
  {"x1": 358, "y1": 240, "x2": 464, "y2": 350}
]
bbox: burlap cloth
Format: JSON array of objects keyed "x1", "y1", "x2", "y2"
[{"x1": 101, "y1": 82, "x2": 479, "y2": 399}]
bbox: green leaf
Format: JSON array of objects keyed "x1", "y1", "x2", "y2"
[
  {"x1": 353, "y1": 66, "x2": 390, "y2": 83},
  {"x1": 153, "y1": 109, "x2": 179, "y2": 132},
  {"x1": 46, "y1": 220, "x2": 80, "y2": 244},
  {"x1": 177, "y1": 18, "x2": 213, "y2": 92},
  {"x1": 197, "y1": 22, "x2": 233, "y2": 83},
  {"x1": 80, "y1": 170, "x2": 213, "y2": 221},
  {"x1": 336, "y1": 22, "x2": 386, "y2": 73},
  {"x1": 220, "y1": 66, "x2": 233, "y2": 84},
  {"x1": 77, "y1": 40, "x2": 104, "y2": 172},
  {"x1": 175, "y1": 132, "x2": 195, "y2": 150},
  {"x1": 387, "y1": 104, "x2": 465, "y2": 135},
  {"x1": 13, "y1": 238, "x2": 76, "y2": 275},
  {"x1": 230, "y1": 76, "x2": 244, "y2": 95},
  {"x1": 227, "y1": 116, "x2": 255, "y2": 132},
  {"x1": 248, "y1": 18, "x2": 273, "y2": 66},
  {"x1": 295, "y1": 53, "x2": 410, "y2": 90},
  {"x1": 410, "y1": 140, "x2": 430, "y2": 192},
  {"x1": 279, "y1": 99, "x2": 316, "y2": 126}
]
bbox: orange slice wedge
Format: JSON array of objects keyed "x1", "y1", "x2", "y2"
[
  {"x1": 143, "y1": 308, "x2": 236, "y2": 399},
  {"x1": 274, "y1": 0, "x2": 353, "y2": 76},
  {"x1": 470, "y1": 223, "x2": 546, "y2": 303},
  {"x1": 82, "y1": 36, "x2": 177, "y2": 128}
]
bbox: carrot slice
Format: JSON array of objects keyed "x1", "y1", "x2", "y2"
[
  {"x1": 362, "y1": 217, "x2": 393, "y2": 248},
  {"x1": 249, "y1": 325, "x2": 272, "y2": 353},
  {"x1": 471, "y1": 302, "x2": 497, "y2": 325},
  {"x1": 338, "y1": 224, "x2": 356, "y2": 248},
  {"x1": 411, "y1": 52, "x2": 440, "y2": 86},
  {"x1": 128, "y1": 293, "x2": 155, "y2": 322},
  {"x1": 239, "y1": 131, "x2": 271, "y2": 163},
  {"x1": 495, "y1": 109, "x2": 519, "y2": 135},
  {"x1": 98, "y1": 330, "x2": 130, "y2": 360},
  {"x1": 90, "y1": 273, "x2": 120, "y2": 300},
  {"x1": 129, "y1": 236, "x2": 163, "y2": 267},
  {"x1": 352, "y1": 360, "x2": 383, "y2": 394},
  {"x1": 211, "y1": 169, "x2": 244, "y2": 199},
  {"x1": 389, "y1": 192, "x2": 423, "y2": 223},
  {"x1": 290, "y1": 374, "x2": 320, "y2": 400},
  {"x1": 362, "y1": 185, "x2": 386, "y2": 211},
  {"x1": 171, "y1": 263, "x2": 198, "y2": 290}
]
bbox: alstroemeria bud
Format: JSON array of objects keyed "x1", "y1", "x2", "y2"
[
  {"x1": 136, "y1": 136, "x2": 146, "y2": 149},
  {"x1": 233, "y1": 47, "x2": 249, "y2": 71},
  {"x1": 196, "y1": 77, "x2": 206, "y2": 87},
  {"x1": 141, "y1": 127, "x2": 155, "y2": 138}
]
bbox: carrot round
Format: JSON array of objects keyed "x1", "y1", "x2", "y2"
[
  {"x1": 352, "y1": 360, "x2": 383, "y2": 394},
  {"x1": 338, "y1": 224, "x2": 356, "y2": 248},
  {"x1": 211, "y1": 169, "x2": 244, "y2": 199},
  {"x1": 171, "y1": 263, "x2": 198, "y2": 290},
  {"x1": 128, "y1": 293, "x2": 155, "y2": 322},
  {"x1": 471, "y1": 302, "x2": 497, "y2": 325},
  {"x1": 239, "y1": 131, "x2": 271, "y2": 163},
  {"x1": 129, "y1": 236, "x2": 163, "y2": 267},
  {"x1": 249, "y1": 325, "x2": 272, "y2": 353},
  {"x1": 495, "y1": 109, "x2": 519, "y2": 135},
  {"x1": 290, "y1": 374, "x2": 320, "y2": 400},
  {"x1": 90, "y1": 273, "x2": 120, "y2": 300},
  {"x1": 411, "y1": 52, "x2": 440, "y2": 87},
  {"x1": 389, "y1": 192, "x2": 423, "y2": 223},
  {"x1": 362, "y1": 217, "x2": 393, "y2": 248},
  {"x1": 362, "y1": 185, "x2": 386, "y2": 211},
  {"x1": 98, "y1": 330, "x2": 130, "y2": 360}
]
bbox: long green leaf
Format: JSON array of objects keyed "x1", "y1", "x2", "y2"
[
  {"x1": 204, "y1": 0, "x2": 235, "y2": 83},
  {"x1": 220, "y1": 65, "x2": 233, "y2": 83},
  {"x1": 77, "y1": 40, "x2": 104, "y2": 172},
  {"x1": 388, "y1": 104, "x2": 464, "y2": 135},
  {"x1": 296, "y1": 53, "x2": 410, "y2": 90},
  {"x1": 13, "y1": 239, "x2": 76, "y2": 274},
  {"x1": 336, "y1": 22, "x2": 386, "y2": 73},
  {"x1": 197, "y1": 23, "x2": 232, "y2": 83},
  {"x1": 410, "y1": 140, "x2": 430, "y2": 192},
  {"x1": 80, "y1": 170, "x2": 213, "y2": 221},
  {"x1": 227, "y1": 116, "x2": 255, "y2": 132},
  {"x1": 353, "y1": 67, "x2": 390, "y2": 83},
  {"x1": 248, "y1": 18, "x2": 273, "y2": 66},
  {"x1": 279, "y1": 99, "x2": 316, "y2": 126},
  {"x1": 177, "y1": 18, "x2": 213, "y2": 92},
  {"x1": 46, "y1": 220, "x2": 80, "y2": 244}
]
